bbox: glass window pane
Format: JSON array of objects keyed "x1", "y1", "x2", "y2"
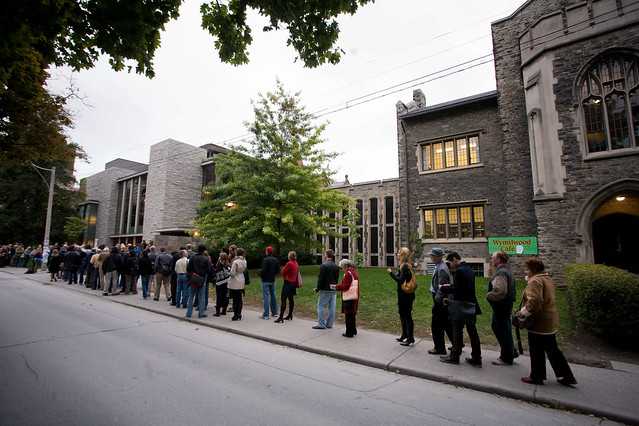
[
  {"x1": 422, "y1": 145, "x2": 431, "y2": 171},
  {"x1": 385, "y1": 226, "x2": 394, "y2": 253},
  {"x1": 433, "y1": 143, "x2": 444, "y2": 170},
  {"x1": 356, "y1": 199, "x2": 363, "y2": 226},
  {"x1": 448, "y1": 208, "x2": 459, "y2": 239},
  {"x1": 469, "y1": 136, "x2": 480, "y2": 164},
  {"x1": 473, "y1": 206, "x2": 485, "y2": 238},
  {"x1": 137, "y1": 175, "x2": 146, "y2": 230},
  {"x1": 606, "y1": 93, "x2": 631, "y2": 149},
  {"x1": 456, "y1": 138, "x2": 468, "y2": 166},
  {"x1": 115, "y1": 182, "x2": 123, "y2": 234},
  {"x1": 423, "y1": 210, "x2": 433, "y2": 239},
  {"x1": 460, "y1": 207, "x2": 472, "y2": 238},
  {"x1": 435, "y1": 208, "x2": 446, "y2": 239},
  {"x1": 356, "y1": 228, "x2": 363, "y2": 253},
  {"x1": 369, "y1": 198, "x2": 378, "y2": 225},
  {"x1": 122, "y1": 180, "x2": 130, "y2": 234},
  {"x1": 385, "y1": 196, "x2": 394, "y2": 224},
  {"x1": 444, "y1": 140, "x2": 455, "y2": 167},
  {"x1": 583, "y1": 97, "x2": 607, "y2": 152},
  {"x1": 629, "y1": 89, "x2": 639, "y2": 141},
  {"x1": 341, "y1": 228, "x2": 349, "y2": 254},
  {"x1": 129, "y1": 178, "x2": 138, "y2": 234},
  {"x1": 370, "y1": 227, "x2": 379, "y2": 254}
]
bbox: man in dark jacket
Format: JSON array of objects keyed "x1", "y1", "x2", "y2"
[
  {"x1": 313, "y1": 249, "x2": 339, "y2": 329},
  {"x1": 440, "y1": 252, "x2": 482, "y2": 366},
  {"x1": 259, "y1": 246, "x2": 280, "y2": 320},
  {"x1": 154, "y1": 247, "x2": 173, "y2": 301},
  {"x1": 124, "y1": 248, "x2": 139, "y2": 295},
  {"x1": 486, "y1": 251, "x2": 517, "y2": 366},
  {"x1": 186, "y1": 245, "x2": 212, "y2": 318},
  {"x1": 64, "y1": 246, "x2": 82, "y2": 285}
]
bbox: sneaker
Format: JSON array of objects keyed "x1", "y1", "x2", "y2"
[
  {"x1": 312, "y1": 325, "x2": 327, "y2": 330},
  {"x1": 492, "y1": 358, "x2": 514, "y2": 366},
  {"x1": 557, "y1": 377, "x2": 577, "y2": 387}
]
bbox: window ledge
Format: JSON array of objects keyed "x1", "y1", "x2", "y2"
[
  {"x1": 583, "y1": 148, "x2": 639, "y2": 162},
  {"x1": 418, "y1": 163, "x2": 484, "y2": 175},
  {"x1": 421, "y1": 238, "x2": 488, "y2": 244}
]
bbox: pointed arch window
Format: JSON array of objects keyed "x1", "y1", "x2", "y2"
[{"x1": 579, "y1": 54, "x2": 639, "y2": 154}]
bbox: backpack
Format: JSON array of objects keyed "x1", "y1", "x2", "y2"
[{"x1": 159, "y1": 260, "x2": 171, "y2": 276}]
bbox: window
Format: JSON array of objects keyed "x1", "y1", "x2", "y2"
[
  {"x1": 356, "y1": 199, "x2": 363, "y2": 226},
  {"x1": 369, "y1": 198, "x2": 378, "y2": 225},
  {"x1": 202, "y1": 163, "x2": 215, "y2": 187},
  {"x1": 341, "y1": 228, "x2": 349, "y2": 254},
  {"x1": 385, "y1": 226, "x2": 395, "y2": 254},
  {"x1": 422, "y1": 205, "x2": 486, "y2": 240},
  {"x1": 370, "y1": 227, "x2": 379, "y2": 254},
  {"x1": 356, "y1": 228, "x2": 363, "y2": 253},
  {"x1": 384, "y1": 196, "x2": 394, "y2": 224},
  {"x1": 579, "y1": 53, "x2": 639, "y2": 154},
  {"x1": 420, "y1": 134, "x2": 481, "y2": 171}
]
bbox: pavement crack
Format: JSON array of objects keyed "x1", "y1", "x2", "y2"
[
  {"x1": 0, "y1": 324, "x2": 144, "y2": 350},
  {"x1": 20, "y1": 353, "x2": 39, "y2": 382},
  {"x1": 167, "y1": 331, "x2": 400, "y2": 394}
]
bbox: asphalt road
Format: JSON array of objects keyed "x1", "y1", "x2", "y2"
[{"x1": 0, "y1": 271, "x2": 619, "y2": 426}]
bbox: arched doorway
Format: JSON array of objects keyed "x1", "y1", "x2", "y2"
[
  {"x1": 576, "y1": 179, "x2": 639, "y2": 272},
  {"x1": 591, "y1": 191, "x2": 639, "y2": 273}
]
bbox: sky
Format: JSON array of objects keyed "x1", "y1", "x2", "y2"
[{"x1": 47, "y1": 0, "x2": 524, "y2": 183}]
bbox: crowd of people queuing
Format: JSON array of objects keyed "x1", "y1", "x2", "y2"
[{"x1": 0, "y1": 240, "x2": 576, "y2": 387}]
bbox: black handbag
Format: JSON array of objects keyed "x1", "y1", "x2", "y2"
[{"x1": 448, "y1": 299, "x2": 476, "y2": 321}]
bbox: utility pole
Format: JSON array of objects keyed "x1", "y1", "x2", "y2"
[{"x1": 31, "y1": 163, "x2": 56, "y2": 250}]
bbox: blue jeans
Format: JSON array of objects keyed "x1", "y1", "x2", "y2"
[
  {"x1": 317, "y1": 290, "x2": 337, "y2": 328},
  {"x1": 261, "y1": 281, "x2": 278, "y2": 318},
  {"x1": 176, "y1": 273, "x2": 188, "y2": 307},
  {"x1": 186, "y1": 285, "x2": 206, "y2": 318},
  {"x1": 141, "y1": 275, "x2": 150, "y2": 298}
]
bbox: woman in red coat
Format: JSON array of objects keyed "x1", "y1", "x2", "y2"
[
  {"x1": 275, "y1": 251, "x2": 300, "y2": 323},
  {"x1": 335, "y1": 259, "x2": 359, "y2": 337}
]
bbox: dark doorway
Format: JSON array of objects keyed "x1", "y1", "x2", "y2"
[{"x1": 592, "y1": 213, "x2": 639, "y2": 273}]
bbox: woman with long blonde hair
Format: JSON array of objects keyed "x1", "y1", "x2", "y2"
[{"x1": 387, "y1": 247, "x2": 416, "y2": 346}]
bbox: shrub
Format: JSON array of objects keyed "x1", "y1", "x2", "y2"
[{"x1": 565, "y1": 263, "x2": 639, "y2": 344}]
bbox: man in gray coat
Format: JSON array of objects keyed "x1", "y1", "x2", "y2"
[{"x1": 428, "y1": 247, "x2": 453, "y2": 355}]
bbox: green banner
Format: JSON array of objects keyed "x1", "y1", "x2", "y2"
[{"x1": 488, "y1": 236, "x2": 538, "y2": 255}]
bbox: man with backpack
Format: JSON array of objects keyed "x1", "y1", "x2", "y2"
[{"x1": 154, "y1": 247, "x2": 173, "y2": 301}]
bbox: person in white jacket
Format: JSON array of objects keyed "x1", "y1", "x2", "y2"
[{"x1": 228, "y1": 248, "x2": 247, "y2": 321}]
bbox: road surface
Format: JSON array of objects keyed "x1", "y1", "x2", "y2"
[{"x1": 0, "y1": 271, "x2": 618, "y2": 426}]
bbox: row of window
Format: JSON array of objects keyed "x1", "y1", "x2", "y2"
[
  {"x1": 423, "y1": 205, "x2": 485, "y2": 240},
  {"x1": 420, "y1": 134, "x2": 480, "y2": 171},
  {"x1": 114, "y1": 174, "x2": 147, "y2": 235},
  {"x1": 355, "y1": 196, "x2": 395, "y2": 226}
]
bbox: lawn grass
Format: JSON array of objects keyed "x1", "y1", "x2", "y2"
[{"x1": 212, "y1": 265, "x2": 574, "y2": 347}]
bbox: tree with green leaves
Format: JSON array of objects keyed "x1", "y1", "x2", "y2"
[
  {"x1": 195, "y1": 83, "x2": 355, "y2": 255},
  {"x1": 1, "y1": 0, "x2": 373, "y2": 163},
  {"x1": 64, "y1": 216, "x2": 88, "y2": 244}
]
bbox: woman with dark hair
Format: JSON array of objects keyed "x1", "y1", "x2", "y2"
[
  {"x1": 336, "y1": 259, "x2": 359, "y2": 338},
  {"x1": 48, "y1": 249, "x2": 62, "y2": 282},
  {"x1": 213, "y1": 252, "x2": 231, "y2": 316},
  {"x1": 387, "y1": 247, "x2": 415, "y2": 346},
  {"x1": 274, "y1": 251, "x2": 300, "y2": 323},
  {"x1": 517, "y1": 258, "x2": 577, "y2": 386}
]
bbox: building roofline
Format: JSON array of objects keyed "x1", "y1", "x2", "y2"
[
  {"x1": 116, "y1": 169, "x2": 148, "y2": 182},
  {"x1": 330, "y1": 177, "x2": 400, "y2": 189},
  {"x1": 200, "y1": 143, "x2": 230, "y2": 154},
  {"x1": 491, "y1": 0, "x2": 535, "y2": 25},
  {"x1": 398, "y1": 90, "x2": 498, "y2": 120}
]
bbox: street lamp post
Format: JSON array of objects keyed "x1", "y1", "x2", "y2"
[{"x1": 31, "y1": 163, "x2": 56, "y2": 250}]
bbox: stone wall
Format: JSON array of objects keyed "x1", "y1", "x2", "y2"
[
  {"x1": 534, "y1": 26, "x2": 639, "y2": 279},
  {"x1": 397, "y1": 97, "x2": 506, "y2": 271},
  {"x1": 143, "y1": 139, "x2": 207, "y2": 241}
]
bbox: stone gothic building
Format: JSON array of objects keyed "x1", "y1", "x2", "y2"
[{"x1": 397, "y1": 0, "x2": 639, "y2": 278}]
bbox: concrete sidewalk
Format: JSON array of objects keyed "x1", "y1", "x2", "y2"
[{"x1": 5, "y1": 268, "x2": 639, "y2": 425}]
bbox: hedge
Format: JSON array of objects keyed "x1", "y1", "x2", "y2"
[{"x1": 565, "y1": 263, "x2": 639, "y2": 343}]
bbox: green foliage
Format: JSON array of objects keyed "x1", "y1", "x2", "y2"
[
  {"x1": 64, "y1": 216, "x2": 88, "y2": 243},
  {"x1": 566, "y1": 263, "x2": 639, "y2": 344},
  {"x1": 195, "y1": 82, "x2": 354, "y2": 255},
  {"x1": 0, "y1": 161, "x2": 82, "y2": 245},
  {"x1": 201, "y1": 0, "x2": 374, "y2": 67}
]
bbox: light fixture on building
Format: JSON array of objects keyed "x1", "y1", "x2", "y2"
[
  {"x1": 193, "y1": 230, "x2": 201, "y2": 238},
  {"x1": 616, "y1": 195, "x2": 626, "y2": 202},
  {"x1": 225, "y1": 201, "x2": 237, "y2": 209}
]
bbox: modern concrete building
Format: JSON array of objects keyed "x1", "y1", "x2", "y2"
[{"x1": 80, "y1": 138, "x2": 226, "y2": 249}]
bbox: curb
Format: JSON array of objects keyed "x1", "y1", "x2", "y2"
[{"x1": 3, "y1": 270, "x2": 637, "y2": 425}]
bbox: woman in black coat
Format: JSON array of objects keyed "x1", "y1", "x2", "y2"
[
  {"x1": 48, "y1": 249, "x2": 62, "y2": 282},
  {"x1": 387, "y1": 247, "x2": 415, "y2": 346}
]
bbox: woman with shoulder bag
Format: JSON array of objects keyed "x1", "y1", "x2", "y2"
[
  {"x1": 228, "y1": 248, "x2": 247, "y2": 321},
  {"x1": 517, "y1": 258, "x2": 577, "y2": 386},
  {"x1": 275, "y1": 251, "x2": 300, "y2": 323},
  {"x1": 336, "y1": 259, "x2": 360, "y2": 338},
  {"x1": 387, "y1": 247, "x2": 416, "y2": 346},
  {"x1": 213, "y1": 252, "x2": 231, "y2": 316}
]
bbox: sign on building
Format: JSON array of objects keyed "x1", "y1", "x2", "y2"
[{"x1": 488, "y1": 236, "x2": 538, "y2": 255}]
